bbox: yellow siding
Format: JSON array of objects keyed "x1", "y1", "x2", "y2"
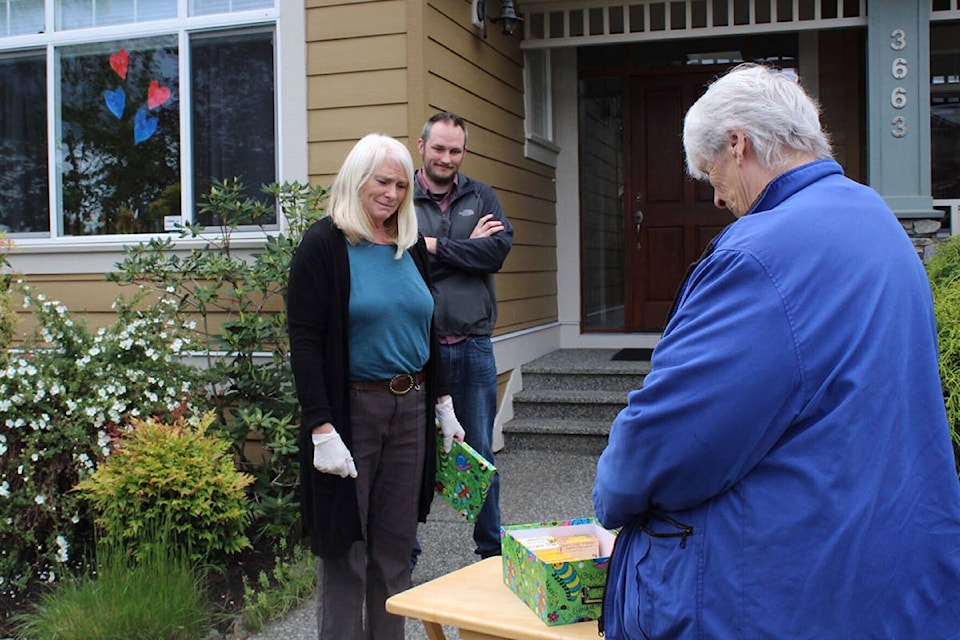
[
  {"x1": 306, "y1": 0, "x2": 413, "y2": 186},
  {"x1": 305, "y1": 0, "x2": 407, "y2": 40},
  {"x1": 307, "y1": 33, "x2": 407, "y2": 75},
  {"x1": 8, "y1": 274, "x2": 282, "y2": 345},
  {"x1": 307, "y1": 104, "x2": 409, "y2": 141}
]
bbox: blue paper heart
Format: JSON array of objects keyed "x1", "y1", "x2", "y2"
[
  {"x1": 133, "y1": 107, "x2": 158, "y2": 144},
  {"x1": 103, "y1": 87, "x2": 125, "y2": 119}
]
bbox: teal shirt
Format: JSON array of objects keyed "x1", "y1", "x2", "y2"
[{"x1": 347, "y1": 242, "x2": 433, "y2": 380}]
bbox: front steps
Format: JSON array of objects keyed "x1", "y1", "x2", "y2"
[{"x1": 501, "y1": 349, "x2": 650, "y2": 455}]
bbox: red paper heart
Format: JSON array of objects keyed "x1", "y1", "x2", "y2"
[
  {"x1": 109, "y1": 50, "x2": 128, "y2": 79},
  {"x1": 147, "y1": 80, "x2": 171, "y2": 110}
]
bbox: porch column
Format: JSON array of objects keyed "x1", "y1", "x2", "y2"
[{"x1": 867, "y1": 0, "x2": 936, "y2": 217}]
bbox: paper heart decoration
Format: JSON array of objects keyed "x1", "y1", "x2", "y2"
[
  {"x1": 103, "y1": 87, "x2": 126, "y2": 119},
  {"x1": 147, "y1": 80, "x2": 171, "y2": 110},
  {"x1": 134, "y1": 107, "x2": 158, "y2": 144},
  {"x1": 110, "y1": 50, "x2": 128, "y2": 79}
]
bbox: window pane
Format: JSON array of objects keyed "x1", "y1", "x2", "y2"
[
  {"x1": 191, "y1": 0, "x2": 273, "y2": 17},
  {"x1": 57, "y1": 0, "x2": 176, "y2": 30},
  {"x1": 192, "y1": 30, "x2": 275, "y2": 226},
  {"x1": 0, "y1": 52, "x2": 48, "y2": 234},
  {"x1": 58, "y1": 37, "x2": 180, "y2": 235},
  {"x1": 579, "y1": 77, "x2": 624, "y2": 331},
  {"x1": 932, "y1": 24, "x2": 960, "y2": 199},
  {"x1": 8, "y1": 0, "x2": 45, "y2": 36},
  {"x1": 525, "y1": 50, "x2": 550, "y2": 140}
]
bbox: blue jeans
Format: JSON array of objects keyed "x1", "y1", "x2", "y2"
[{"x1": 441, "y1": 335, "x2": 501, "y2": 557}]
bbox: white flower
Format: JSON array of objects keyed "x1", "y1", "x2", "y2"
[
  {"x1": 34, "y1": 494, "x2": 45, "y2": 505},
  {"x1": 0, "y1": 482, "x2": 9, "y2": 498},
  {"x1": 55, "y1": 536, "x2": 69, "y2": 563},
  {"x1": 30, "y1": 453, "x2": 38, "y2": 462}
]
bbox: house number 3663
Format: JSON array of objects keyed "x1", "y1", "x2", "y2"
[{"x1": 890, "y1": 28, "x2": 908, "y2": 138}]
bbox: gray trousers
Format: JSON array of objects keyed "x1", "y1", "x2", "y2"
[{"x1": 316, "y1": 384, "x2": 426, "y2": 640}]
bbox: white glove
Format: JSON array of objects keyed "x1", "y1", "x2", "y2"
[
  {"x1": 436, "y1": 396, "x2": 465, "y2": 453},
  {"x1": 312, "y1": 430, "x2": 358, "y2": 478}
]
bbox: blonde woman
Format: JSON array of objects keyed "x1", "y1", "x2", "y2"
[{"x1": 287, "y1": 133, "x2": 464, "y2": 640}]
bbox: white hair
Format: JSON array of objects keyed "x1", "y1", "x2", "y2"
[
  {"x1": 328, "y1": 133, "x2": 418, "y2": 258},
  {"x1": 683, "y1": 63, "x2": 832, "y2": 180}
]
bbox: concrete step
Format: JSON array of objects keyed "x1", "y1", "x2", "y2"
[
  {"x1": 501, "y1": 418, "x2": 610, "y2": 455},
  {"x1": 519, "y1": 370, "x2": 647, "y2": 393},
  {"x1": 500, "y1": 348, "x2": 650, "y2": 454},
  {"x1": 511, "y1": 389, "x2": 628, "y2": 422}
]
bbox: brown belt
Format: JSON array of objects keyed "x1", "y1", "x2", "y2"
[{"x1": 349, "y1": 370, "x2": 426, "y2": 395}]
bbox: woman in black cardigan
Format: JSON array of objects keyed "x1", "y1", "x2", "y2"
[{"x1": 287, "y1": 133, "x2": 464, "y2": 640}]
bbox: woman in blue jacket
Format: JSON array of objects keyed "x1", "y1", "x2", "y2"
[{"x1": 594, "y1": 64, "x2": 960, "y2": 639}]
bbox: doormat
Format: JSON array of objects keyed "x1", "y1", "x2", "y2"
[{"x1": 610, "y1": 348, "x2": 654, "y2": 362}]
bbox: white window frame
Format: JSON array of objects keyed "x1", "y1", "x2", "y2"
[
  {"x1": 1, "y1": 0, "x2": 307, "y2": 275},
  {"x1": 523, "y1": 48, "x2": 559, "y2": 167}
]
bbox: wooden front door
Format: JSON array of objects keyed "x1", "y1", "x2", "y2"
[{"x1": 625, "y1": 70, "x2": 735, "y2": 331}]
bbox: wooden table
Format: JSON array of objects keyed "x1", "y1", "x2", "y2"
[{"x1": 385, "y1": 557, "x2": 601, "y2": 640}]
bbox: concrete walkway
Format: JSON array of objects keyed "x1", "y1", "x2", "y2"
[{"x1": 242, "y1": 447, "x2": 600, "y2": 640}]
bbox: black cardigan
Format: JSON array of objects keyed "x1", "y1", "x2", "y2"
[{"x1": 286, "y1": 216, "x2": 445, "y2": 559}]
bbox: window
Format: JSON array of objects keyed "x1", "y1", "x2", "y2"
[
  {"x1": 0, "y1": 52, "x2": 47, "y2": 235},
  {"x1": 0, "y1": 0, "x2": 285, "y2": 242},
  {"x1": 932, "y1": 23, "x2": 960, "y2": 201},
  {"x1": 523, "y1": 48, "x2": 559, "y2": 167},
  {"x1": 524, "y1": 49, "x2": 552, "y2": 142}
]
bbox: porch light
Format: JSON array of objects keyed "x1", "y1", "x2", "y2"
[
  {"x1": 491, "y1": 0, "x2": 524, "y2": 36},
  {"x1": 472, "y1": 0, "x2": 523, "y2": 37}
]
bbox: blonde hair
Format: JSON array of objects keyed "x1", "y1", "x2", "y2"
[{"x1": 328, "y1": 133, "x2": 418, "y2": 258}]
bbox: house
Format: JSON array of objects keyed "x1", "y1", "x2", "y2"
[{"x1": 1, "y1": 0, "x2": 957, "y2": 438}]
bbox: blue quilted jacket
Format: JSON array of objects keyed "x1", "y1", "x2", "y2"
[{"x1": 593, "y1": 160, "x2": 960, "y2": 639}]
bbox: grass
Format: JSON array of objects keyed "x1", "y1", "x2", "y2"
[
  {"x1": 4, "y1": 532, "x2": 318, "y2": 639},
  {"x1": 11, "y1": 532, "x2": 210, "y2": 640}
]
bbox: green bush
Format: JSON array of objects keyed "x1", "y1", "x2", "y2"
[
  {"x1": 109, "y1": 179, "x2": 327, "y2": 543},
  {"x1": 0, "y1": 287, "x2": 202, "y2": 597},
  {"x1": 12, "y1": 524, "x2": 210, "y2": 640},
  {"x1": 75, "y1": 411, "x2": 253, "y2": 566},
  {"x1": 926, "y1": 235, "x2": 960, "y2": 476}
]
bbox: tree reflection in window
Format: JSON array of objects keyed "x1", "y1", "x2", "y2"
[
  {"x1": 58, "y1": 37, "x2": 180, "y2": 236},
  {"x1": 0, "y1": 53, "x2": 48, "y2": 235},
  {"x1": 192, "y1": 30, "x2": 276, "y2": 228}
]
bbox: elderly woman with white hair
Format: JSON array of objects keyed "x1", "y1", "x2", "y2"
[
  {"x1": 287, "y1": 133, "x2": 464, "y2": 640},
  {"x1": 594, "y1": 64, "x2": 960, "y2": 638}
]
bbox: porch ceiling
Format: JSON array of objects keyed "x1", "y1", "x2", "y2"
[{"x1": 518, "y1": 0, "x2": 870, "y2": 49}]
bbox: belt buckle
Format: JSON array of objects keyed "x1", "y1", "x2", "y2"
[{"x1": 388, "y1": 373, "x2": 415, "y2": 395}]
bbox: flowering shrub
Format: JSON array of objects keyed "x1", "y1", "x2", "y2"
[{"x1": 0, "y1": 284, "x2": 202, "y2": 596}]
